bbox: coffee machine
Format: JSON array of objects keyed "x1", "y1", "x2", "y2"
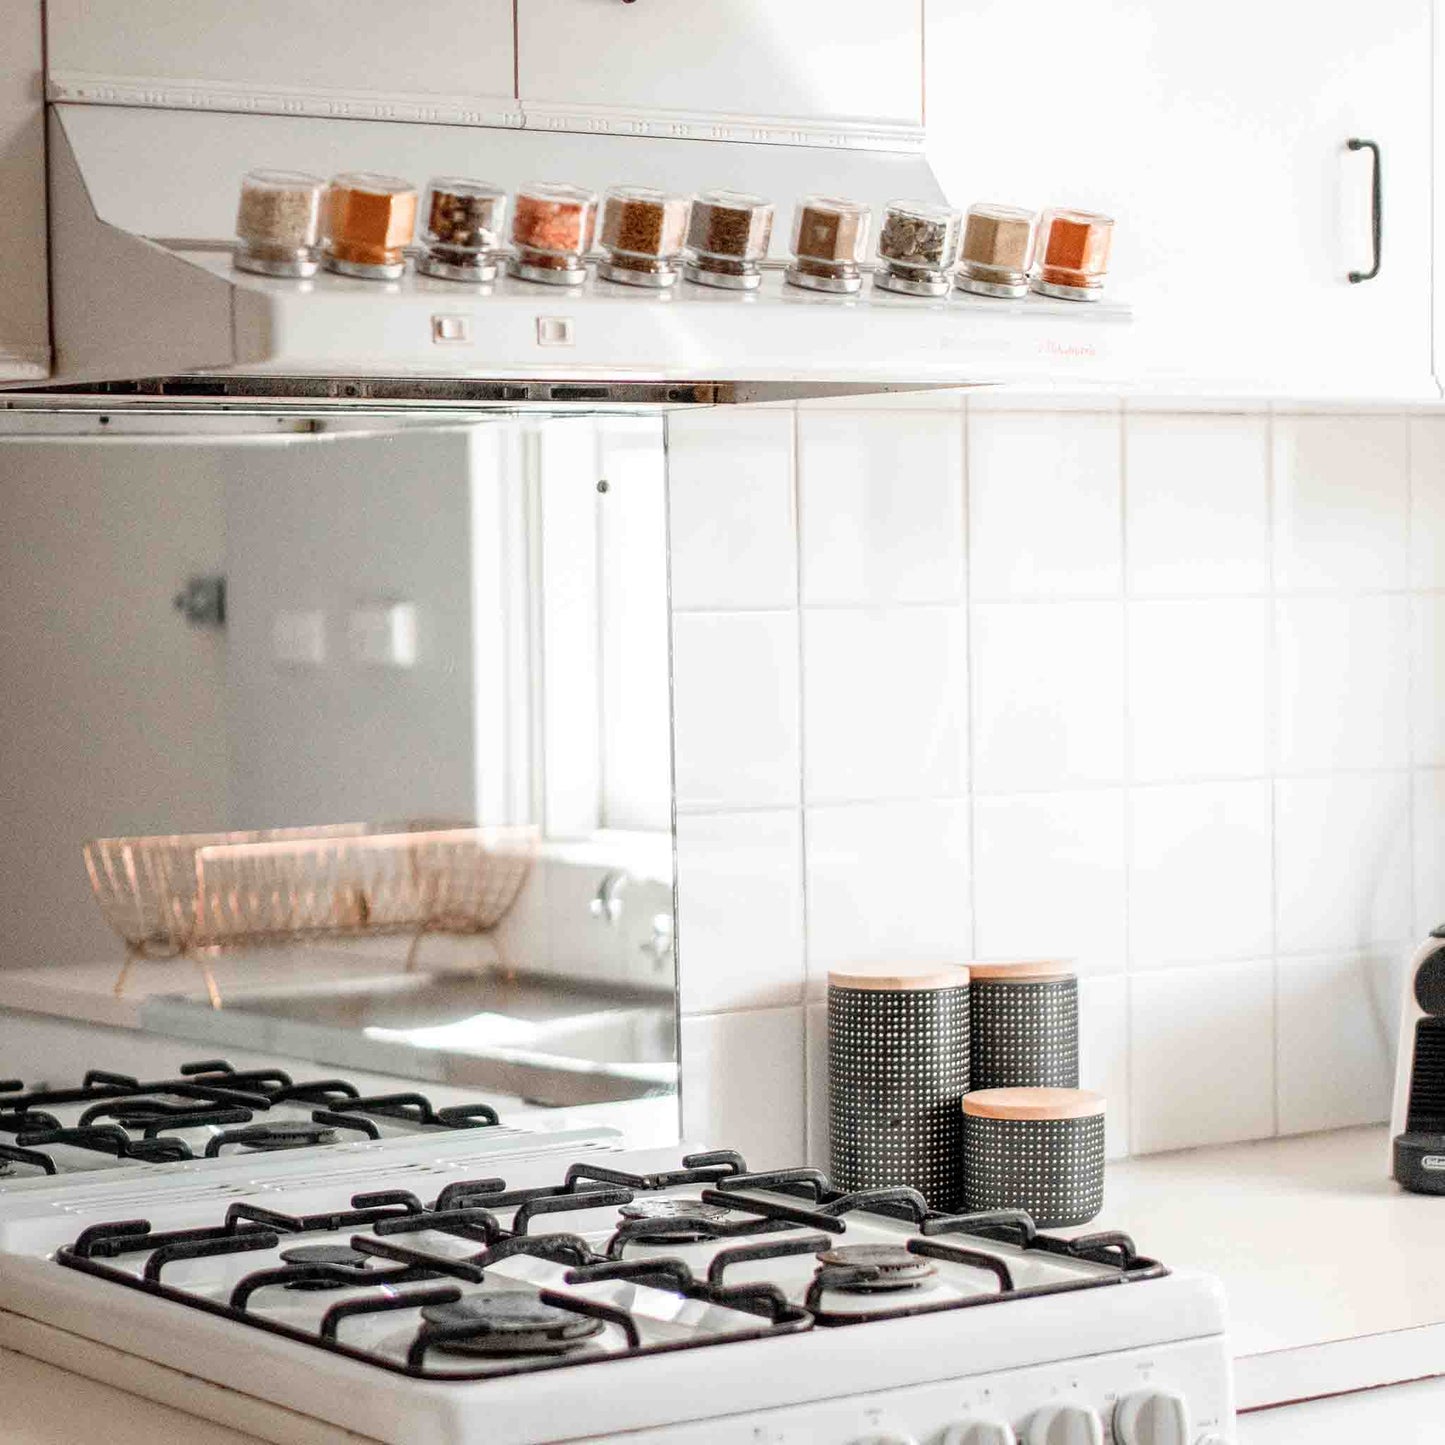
[{"x1": 1391, "y1": 927, "x2": 1445, "y2": 1192}]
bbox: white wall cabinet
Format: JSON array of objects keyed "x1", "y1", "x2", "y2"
[
  {"x1": 518, "y1": 0, "x2": 923, "y2": 145},
  {"x1": 0, "y1": 0, "x2": 47, "y2": 380},
  {"x1": 45, "y1": 0, "x2": 519, "y2": 126},
  {"x1": 927, "y1": 0, "x2": 1436, "y2": 398}
]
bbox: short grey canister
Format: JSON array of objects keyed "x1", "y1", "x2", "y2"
[
  {"x1": 961, "y1": 1087, "x2": 1105, "y2": 1228},
  {"x1": 827, "y1": 964, "x2": 971, "y2": 1211},
  {"x1": 968, "y1": 960, "x2": 1079, "y2": 1092}
]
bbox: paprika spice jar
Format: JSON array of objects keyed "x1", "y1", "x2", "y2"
[
  {"x1": 323, "y1": 173, "x2": 418, "y2": 281},
  {"x1": 1032, "y1": 208, "x2": 1114, "y2": 301},
  {"x1": 509, "y1": 182, "x2": 598, "y2": 286}
]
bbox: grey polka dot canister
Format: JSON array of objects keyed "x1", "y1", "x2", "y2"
[
  {"x1": 961, "y1": 1087, "x2": 1105, "y2": 1229},
  {"x1": 827, "y1": 963, "x2": 970, "y2": 1211},
  {"x1": 968, "y1": 960, "x2": 1079, "y2": 1092}
]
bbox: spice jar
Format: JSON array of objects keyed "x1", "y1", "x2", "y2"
[
  {"x1": 785, "y1": 195, "x2": 871, "y2": 295},
  {"x1": 234, "y1": 170, "x2": 326, "y2": 278},
  {"x1": 956, "y1": 202, "x2": 1037, "y2": 299},
  {"x1": 417, "y1": 177, "x2": 507, "y2": 283},
  {"x1": 1032, "y1": 208, "x2": 1114, "y2": 301},
  {"x1": 323, "y1": 173, "x2": 418, "y2": 281},
  {"x1": 508, "y1": 182, "x2": 598, "y2": 286},
  {"x1": 597, "y1": 185, "x2": 690, "y2": 289},
  {"x1": 875, "y1": 199, "x2": 961, "y2": 297},
  {"x1": 684, "y1": 190, "x2": 774, "y2": 291}
]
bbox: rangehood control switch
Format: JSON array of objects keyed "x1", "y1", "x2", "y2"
[
  {"x1": 536, "y1": 316, "x2": 575, "y2": 346},
  {"x1": 1113, "y1": 1390, "x2": 1191, "y2": 1445},
  {"x1": 1025, "y1": 1404, "x2": 1104, "y2": 1445}
]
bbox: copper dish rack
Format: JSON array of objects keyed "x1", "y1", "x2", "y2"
[{"x1": 83, "y1": 823, "x2": 538, "y2": 1009}]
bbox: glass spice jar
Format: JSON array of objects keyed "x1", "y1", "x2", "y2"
[
  {"x1": 417, "y1": 177, "x2": 507, "y2": 283},
  {"x1": 956, "y1": 202, "x2": 1038, "y2": 299},
  {"x1": 1032, "y1": 208, "x2": 1114, "y2": 301},
  {"x1": 508, "y1": 182, "x2": 598, "y2": 286},
  {"x1": 597, "y1": 185, "x2": 691, "y2": 288},
  {"x1": 323, "y1": 173, "x2": 418, "y2": 281},
  {"x1": 875, "y1": 199, "x2": 961, "y2": 298},
  {"x1": 234, "y1": 170, "x2": 326, "y2": 278},
  {"x1": 684, "y1": 190, "x2": 774, "y2": 291},
  {"x1": 785, "y1": 195, "x2": 871, "y2": 295}
]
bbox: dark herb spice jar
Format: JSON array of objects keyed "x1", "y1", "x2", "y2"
[
  {"x1": 968, "y1": 960, "x2": 1079, "y2": 1092},
  {"x1": 961, "y1": 1087, "x2": 1105, "y2": 1228},
  {"x1": 827, "y1": 964, "x2": 970, "y2": 1210},
  {"x1": 417, "y1": 177, "x2": 507, "y2": 283},
  {"x1": 684, "y1": 190, "x2": 774, "y2": 291}
]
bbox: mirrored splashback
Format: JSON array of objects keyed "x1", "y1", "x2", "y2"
[{"x1": 0, "y1": 411, "x2": 676, "y2": 1121}]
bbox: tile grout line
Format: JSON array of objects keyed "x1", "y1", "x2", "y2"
[
  {"x1": 962, "y1": 396, "x2": 979, "y2": 961},
  {"x1": 1406, "y1": 416, "x2": 1419, "y2": 954},
  {"x1": 1117, "y1": 406, "x2": 1136, "y2": 1158},
  {"x1": 790, "y1": 403, "x2": 814, "y2": 1165},
  {"x1": 1266, "y1": 405, "x2": 1281, "y2": 1139}
]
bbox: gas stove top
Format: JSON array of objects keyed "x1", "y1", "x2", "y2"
[{"x1": 0, "y1": 1141, "x2": 1237, "y2": 1444}]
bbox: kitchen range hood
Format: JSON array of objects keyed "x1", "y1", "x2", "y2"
[{"x1": 16, "y1": 104, "x2": 1133, "y2": 408}]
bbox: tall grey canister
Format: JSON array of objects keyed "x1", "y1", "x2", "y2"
[
  {"x1": 827, "y1": 964, "x2": 971, "y2": 1211},
  {"x1": 961, "y1": 1087, "x2": 1106, "y2": 1228},
  {"x1": 968, "y1": 960, "x2": 1079, "y2": 1092}
]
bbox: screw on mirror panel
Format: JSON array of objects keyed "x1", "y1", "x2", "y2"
[
  {"x1": 173, "y1": 575, "x2": 227, "y2": 629},
  {"x1": 597, "y1": 479, "x2": 610, "y2": 493}
]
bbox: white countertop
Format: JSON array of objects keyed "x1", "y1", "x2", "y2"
[{"x1": 1094, "y1": 1124, "x2": 1443, "y2": 1409}]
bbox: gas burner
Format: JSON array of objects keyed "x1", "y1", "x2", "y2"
[
  {"x1": 279, "y1": 1244, "x2": 372, "y2": 1289},
  {"x1": 815, "y1": 1243, "x2": 938, "y2": 1292},
  {"x1": 420, "y1": 1293, "x2": 606, "y2": 1358},
  {"x1": 616, "y1": 1197, "x2": 737, "y2": 1241},
  {"x1": 229, "y1": 1122, "x2": 338, "y2": 1152}
]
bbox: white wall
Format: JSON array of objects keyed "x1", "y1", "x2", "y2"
[{"x1": 669, "y1": 395, "x2": 1440, "y2": 1168}]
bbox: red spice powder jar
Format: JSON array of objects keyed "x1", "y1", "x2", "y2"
[
  {"x1": 508, "y1": 182, "x2": 599, "y2": 287},
  {"x1": 1032, "y1": 208, "x2": 1114, "y2": 301},
  {"x1": 323, "y1": 172, "x2": 418, "y2": 281}
]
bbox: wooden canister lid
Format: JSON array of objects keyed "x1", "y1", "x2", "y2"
[
  {"x1": 967, "y1": 959, "x2": 1075, "y2": 982},
  {"x1": 963, "y1": 1087, "x2": 1105, "y2": 1120},
  {"x1": 827, "y1": 963, "x2": 970, "y2": 992}
]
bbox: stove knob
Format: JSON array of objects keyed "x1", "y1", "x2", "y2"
[
  {"x1": 941, "y1": 1420, "x2": 1017, "y2": 1445},
  {"x1": 1113, "y1": 1390, "x2": 1190, "y2": 1445},
  {"x1": 1024, "y1": 1404, "x2": 1104, "y2": 1445},
  {"x1": 847, "y1": 1434, "x2": 918, "y2": 1445}
]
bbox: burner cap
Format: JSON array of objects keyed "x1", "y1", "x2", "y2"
[
  {"x1": 616, "y1": 1197, "x2": 736, "y2": 1241},
  {"x1": 815, "y1": 1243, "x2": 937, "y2": 1292},
  {"x1": 420, "y1": 1292, "x2": 605, "y2": 1357},
  {"x1": 279, "y1": 1243, "x2": 371, "y2": 1288},
  {"x1": 230, "y1": 1122, "x2": 336, "y2": 1151}
]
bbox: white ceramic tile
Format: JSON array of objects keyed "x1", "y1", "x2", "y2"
[
  {"x1": 967, "y1": 393, "x2": 1124, "y2": 413},
  {"x1": 798, "y1": 409, "x2": 964, "y2": 606},
  {"x1": 800, "y1": 390, "x2": 967, "y2": 412},
  {"x1": 1130, "y1": 959, "x2": 1275, "y2": 1153},
  {"x1": 1129, "y1": 782, "x2": 1273, "y2": 968},
  {"x1": 666, "y1": 408, "x2": 796, "y2": 611},
  {"x1": 1273, "y1": 415, "x2": 1409, "y2": 592},
  {"x1": 676, "y1": 811, "x2": 805, "y2": 1015},
  {"x1": 1275, "y1": 774, "x2": 1412, "y2": 954},
  {"x1": 1414, "y1": 770, "x2": 1445, "y2": 936},
  {"x1": 672, "y1": 612, "x2": 799, "y2": 811},
  {"x1": 1409, "y1": 416, "x2": 1445, "y2": 589},
  {"x1": 1276, "y1": 597, "x2": 1410, "y2": 773},
  {"x1": 805, "y1": 1001, "x2": 829, "y2": 1169},
  {"x1": 967, "y1": 411, "x2": 1122, "y2": 599},
  {"x1": 680, "y1": 1007, "x2": 805, "y2": 1167},
  {"x1": 972, "y1": 791, "x2": 1127, "y2": 975},
  {"x1": 804, "y1": 800, "x2": 972, "y2": 986},
  {"x1": 1124, "y1": 413, "x2": 1270, "y2": 596},
  {"x1": 1078, "y1": 973, "x2": 1130, "y2": 1160},
  {"x1": 1412, "y1": 596, "x2": 1445, "y2": 767},
  {"x1": 802, "y1": 607, "x2": 968, "y2": 802},
  {"x1": 1128, "y1": 600, "x2": 1272, "y2": 781},
  {"x1": 971, "y1": 602, "x2": 1125, "y2": 792},
  {"x1": 1276, "y1": 953, "x2": 1394, "y2": 1134}
]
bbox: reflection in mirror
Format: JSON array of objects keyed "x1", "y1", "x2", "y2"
[{"x1": 0, "y1": 412, "x2": 676, "y2": 1120}]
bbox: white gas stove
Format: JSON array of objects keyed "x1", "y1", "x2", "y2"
[{"x1": 0, "y1": 1088, "x2": 1235, "y2": 1445}]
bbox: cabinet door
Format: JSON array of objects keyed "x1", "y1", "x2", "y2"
[
  {"x1": 0, "y1": 0, "x2": 47, "y2": 381},
  {"x1": 47, "y1": 0, "x2": 518, "y2": 125},
  {"x1": 927, "y1": 0, "x2": 1433, "y2": 397},
  {"x1": 519, "y1": 0, "x2": 923, "y2": 137}
]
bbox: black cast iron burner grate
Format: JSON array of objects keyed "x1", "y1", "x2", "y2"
[{"x1": 53, "y1": 1149, "x2": 1166, "y2": 1382}]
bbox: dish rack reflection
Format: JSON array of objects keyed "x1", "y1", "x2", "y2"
[{"x1": 83, "y1": 823, "x2": 538, "y2": 1009}]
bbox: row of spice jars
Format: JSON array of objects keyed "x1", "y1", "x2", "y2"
[{"x1": 232, "y1": 169, "x2": 1112, "y2": 301}]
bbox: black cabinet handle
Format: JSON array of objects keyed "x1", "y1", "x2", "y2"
[{"x1": 1347, "y1": 138, "x2": 1382, "y2": 283}]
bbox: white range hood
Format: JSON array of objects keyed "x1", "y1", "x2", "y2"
[{"x1": 28, "y1": 104, "x2": 1133, "y2": 406}]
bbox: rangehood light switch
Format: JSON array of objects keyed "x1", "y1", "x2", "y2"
[
  {"x1": 431, "y1": 314, "x2": 471, "y2": 344},
  {"x1": 537, "y1": 316, "x2": 576, "y2": 346}
]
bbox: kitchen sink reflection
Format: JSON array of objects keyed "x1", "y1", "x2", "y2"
[{"x1": 140, "y1": 966, "x2": 677, "y2": 1107}]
